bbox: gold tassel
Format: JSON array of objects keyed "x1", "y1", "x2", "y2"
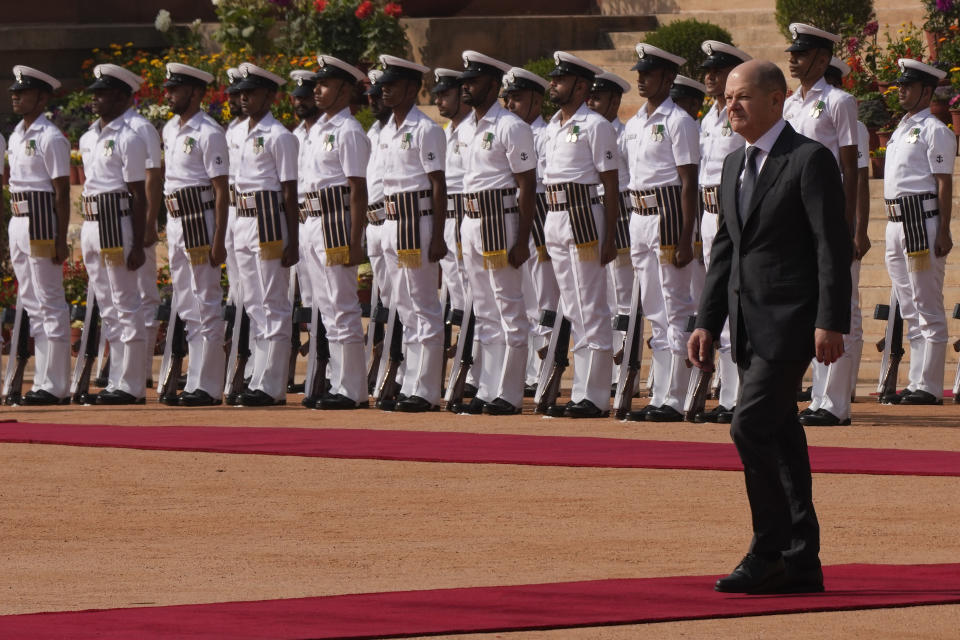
[
  {"x1": 30, "y1": 239, "x2": 56, "y2": 259},
  {"x1": 659, "y1": 245, "x2": 676, "y2": 265},
  {"x1": 456, "y1": 242, "x2": 463, "y2": 260},
  {"x1": 188, "y1": 246, "x2": 210, "y2": 267},
  {"x1": 694, "y1": 241, "x2": 703, "y2": 261},
  {"x1": 325, "y1": 246, "x2": 351, "y2": 267},
  {"x1": 100, "y1": 247, "x2": 125, "y2": 267},
  {"x1": 482, "y1": 250, "x2": 509, "y2": 270},
  {"x1": 615, "y1": 248, "x2": 631, "y2": 268},
  {"x1": 259, "y1": 240, "x2": 284, "y2": 261},
  {"x1": 536, "y1": 245, "x2": 551, "y2": 262},
  {"x1": 907, "y1": 249, "x2": 930, "y2": 272},
  {"x1": 575, "y1": 240, "x2": 598, "y2": 262},
  {"x1": 397, "y1": 248, "x2": 422, "y2": 268}
]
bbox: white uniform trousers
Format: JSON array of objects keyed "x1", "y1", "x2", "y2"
[
  {"x1": 296, "y1": 218, "x2": 314, "y2": 309},
  {"x1": 886, "y1": 216, "x2": 947, "y2": 397},
  {"x1": 523, "y1": 237, "x2": 560, "y2": 386},
  {"x1": 544, "y1": 204, "x2": 613, "y2": 410},
  {"x1": 460, "y1": 212, "x2": 528, "y2": 407},
  {"x1": 225, "y1": 203, "x2": 242, "y2": 303},
  {"x1": 136, "y1": 242, "x2": 161, "y2": 381},
  {"x1": 80, "y1": 218, "x2": 146, "y2": 397},
  {"x1": 232, "y1": 214, "x2": 292, "y2": 401},
  {"x1": 382, "y1": 215, "x2": 444, "y2": 405},
  {"x1": 630, "y1": 212, "x2": 694, "y2": 411},
  {"x1": 810, "y1": 260, "x2": 862, "y2": 419},
  {"x1": 8, "y1": 216, "x2": 71, "y2": 398},
  {"x1": 303, "y1": 214, "x2": 366, "y2": 402},
  {"x1": 166, "y1": 212, "x2": 225, "y2": 397},
  {"x1": 701, "y1": 209, "x2": 738, "y2": 409},
  {"x1": 440, "y1": 215, "x2": 466, "y2": 312}
]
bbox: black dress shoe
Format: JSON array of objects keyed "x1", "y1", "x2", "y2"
[
  {"x1": 158, "y1": 392, "x2": 181, "y2": 406},
  {"x1": 523, "y1": 384, "x2": 537, "y2": 398},
  {"x1": 796, "y1": 386, "x2": 813, "y2": 402},
  {"x1": 566, "y1": 399, "x2": 609, "y2": 419},
  {"x1": 695, "y1": 405, "x2": 733, "y2": 424},
  {"x1": 881, "y1": 388, "x2": 912, "y2": 405},
  {"x1": 715, "y1": 553, "x2": 787, "y2": 593},
  {"x1": 463, "y1": 383, "x2": 478, "y2": 398},
  {"x1": 644, "y1": 405, "x2": 684, "y2": 422},
  {"x1": 74, "y1": 392, "x2": 99, "y2": 405},
  {"x1": 287, "y1": 382, "x2": 306, "y2": 394},
  {"x1": 22, "y1": 390, "x2": 69, "y2": 406},
  {"x1": 240, "y1": 389, "x2": 285, "y2": 406},
  {"x1": 900, "y1": 389, "x2": 942, "y2": 405},
  {"x1": 799, "y1": 408, "x2": 850, "y2": 426},
  {"x1": 545, "y1": 400, "x2": 574, "y2": 417},
  {"x1": 452, "y1": 396, "x2": 485, "y2": 414},
  {"x1": 314, "y1": 393, "x2": 367, "y2": 410},
  {"x1": 179, "y1": 389, "x2": 222, "y2": 407},
  {"x1": 625, "y1": 404, "x2": 656, "y2": 422},
  {"x1": 96, "y1": 390, "x2": 146, "y2": 405},
  {"x1": 798, "y1": 407, "x2": 816, "y2": 418},
  {"x1": 483, "y1": 397, "x2": 522, "y2": 416},
  {"x1": 395, "y1": 395, "x2": 437, "y2": 412}
]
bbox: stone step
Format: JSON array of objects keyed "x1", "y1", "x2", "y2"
[
  {"x1": 599, "y1": 0, "x2": 923, "y2": 15},
  {"x1": 607, "y1": 30, "x2": 652, "y2": 49}
]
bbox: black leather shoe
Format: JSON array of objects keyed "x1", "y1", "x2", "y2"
[
  {"x1": 900, "y1": 389, "x2": 942, "y2": 405},
  {"x1": 395, "y1": 395, "x2": 437, "y2": 412},
  {"x1": 715, "y1": 553, "x2": 787, "y2": 593},
  {"x1": 74, "y1": 392, "x2": 99, "y2": 405},
  {"x1": 179, "y1": 389, "x2": 222, "y2": 407},
  {"x1": 22, "y1": 390, "x2": 69, "y2": 406},
  {"x1": 799, "y1": 408, "x2": 850, "y2": 426},
  {"x1": 545, "y1": 400, "x2": 574, "y2": 417},
  {"x1": 484, "y1": 397, "x2": 522, "y2": 416},
  {"x1": 523, "y1": 384, "x2": 537, "y2": 398},
  {"x1": 798, "y1": 407, "x2": 816, "y2": 418},
  {"x1": 463, "y1": 383, "x2": 478, "y2": 398},
  {"x1": 625, "y1": 404, "x2": 656, "y2": 422},
  {"x1": 314, "y1": 393, "x2": 367, "y2": 410},
  {"x1": 240, "y1": 389, "x2": 285, "y2": 406},
  {"x1": 694, "y1": 405, "x2": 733, "y2": 424},
  {"x1": 566, "y1": 399, "x2": 609, "y2": 419},
  {"x1": 796, "y1": 386, "x2": 813, "y2": 402},
  {"x1": 452, "y1": 396, "x2": 485, "y2": 414},
  {"x1": 96, "y1": 390, "x2": 146, "y2": 405},
  {"x1": 881, "y1": 388, "x2": 912, "y2": 405},
  {"x1": 158, "y1": 392, "x2": 181, "y2": 406},
  {"x1": 644, "y1": 405, "x2": 684, "y2": 422}
]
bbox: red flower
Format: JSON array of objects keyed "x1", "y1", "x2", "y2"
[
  {"x1": 863, "y1": 21, "x2": 879, "y2": 37},
  {"x1": 384, "y1": 2, "x2": 402, "y2": 17},
  {"x1": 314, "y1": 0, "x2": 326, "y2": 11},
  {"x1": 355, "y1": 0, "x2": 374, "y2": 19}
]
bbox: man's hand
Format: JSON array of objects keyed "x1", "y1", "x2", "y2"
[
  {"x1": 508, "y1": 241, "x2": 530, "y2": 269},
  {"x1": 814, "y1": 328, "x2": 844, "y2": 365},
  {"x1": 143, "y1": 225, "x2": 159, "y2": 249},
  {"x1": 853, "y1": 231, "x2": 871, "y2": 261},
  {"x1": 53, "y1": 238, "x2": 69, "y2": 265},
  {"x1": 209, "y1": 241, "x2": 227, "y2": 268},
  {"x1": 281, "y1": 241, "x2": 299, "y2": 268},
  {"x1": 348, "y1": 243, "x2": 365, "y2": 267},
  {"x1": 687, "y1": 328, "x2": 715, "y2": 372},
  {"x1": 428, "y1": 234, "x2": 447, "y2": 263},
  {"x1": 934, "y1": 228, "x2": 953, "y2": 258},
  {"x1": 673, "y1": 242, "x2": 693, "y2": 268},
  {"x1": 599, "y1": 237, "x2": 618, "y2": 266},
  {"x1": 126, "y1": 246, "x2": 145, "y2": 271}
]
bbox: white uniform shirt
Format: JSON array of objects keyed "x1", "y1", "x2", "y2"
[
  {"x1": 234, "y1": 113, "x2": 299, "y2": 193},
  {"x1": 161, "y1": 110, "x2": 230, "y2": 194},
  {"x1": 0, "y1": 136, "x2": 5, "y2": 178},
  {"x1": 226, "y1": 117, "x2": 247, "y2": 186},
  {"x1": 883, "y1": 108, "x2": 957, "y2": 200},
  {"x1": 123, "y1": 108, "x2": 162, "y2": 170},
  {"x1": 531, "y1": 115, "x2": 547, "y2": 194},
  {"x1": 783, "y1": 77, "x2": 857, "y2": 164},
  {"x1": 293, "y1": 119, "x2": 313, "y2": 200},
  {"x1": 857, "y1": 120, "x2": 869, "y2": 171},
  {"x1": 367, "y1": 119, "x2": 385, "y2": 205},
  {"x1": 380, "y1": 106, "x2": 446, "y2": 196},
  {"x1": 624, "y1": 97, "x2": 700, "y2": 190},
  {"x1": 301, "y1": 107, "x2": 371, "y2": 192},
  {"x1": 79, "y1": 117, "x2": 147, "y2": 196},
  {"x1": 7, "y1": 114, "x2": 71, "y2": 193},
  {"x1": 460, "y1": 101, "x2": 536, "y2": 193},
  {"x1": 542, "y1": 102, "x2": 619, "y2": 186},
  {"x1": 611, "y1": 118, "x2": 629, "y2": 192},
  {"x1": 444, "y1": 118, "x2": 467, "y2": 195},
  {"x1": 700, "y1": 103, "x2": 743, "y2": 187}
]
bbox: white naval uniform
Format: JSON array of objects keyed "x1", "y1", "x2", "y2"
[
  {"x1": 161, "y1": 110, "x2": 230, "y2": 397},
  {"x1": 380, "y1": 106, "x2": 446, "y2": 406},
  {"x1": 300, "y1": 107, "x2": 371, "y2": 403},
  {"x1": 604, "y1": 118, "x2": 634, "y2": 383},
  {"x1": 459, "y1": 101, "x2": 536, "y2": 408},
  {"x1": 78, "y1": 117, "x2": 148, "y2": 398},
  {"x1": 883, "y1": 108, "x2": 956, "y2": 399},
  {"x1": 123, "y1": 109, "x2": 162, "y2": 377},
  {"x1": 7, "y1": 115, "x2": 71, "y2": 398},
  {"x1": 233, "y1": 112, "x2": 299, "y2": 401},
  {"x1": 699, "y1": 102, "x2": 743, "y2": 410},
  {"x1": 225, "y1": 117, "x2": 246, "y2": 304},
  {"x1": 441, "y1": 117, "x2": 468, "y2": 313},
  {"x1": 293, "y1": 119, "x2": 314, "y2": 309},
  {"x1": 784, "y1": 77, "x2": 860, "y2": 419},
  {"x1": 542, "y1": 102, "x2": 619, "y2": 411},
  {"x1": 365, "y1": 120, "x2": 390, "y2": 311},
  {"x1": 624, "y1": 96, "x2": 700, "y2": 412}
]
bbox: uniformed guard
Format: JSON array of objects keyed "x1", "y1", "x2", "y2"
[
  {"x1": 224, "y1": 67, "x2": 247, "y2": 307},
  {"x1": 693, "y1": 40, "x2": 751, "y2": 424},
  {"x1": 541, "y1": 51, "x2": 620, "y2": 418},
  {"x1": 7, "y1": 65, "x2": 72, "y2": 404},
  {"x1": 501, "y1": 67, "x2": 560, "y2": 393},
  {"x1": 623, "y1": 43, "x2": 701, "y2": 422},
  {"x1": 299, "y1": 54, "x2": 370, "y2": 410},
  {"x1": 364, "y1": 69, "x2": 393, "y2": 339},
  {"x1": 882, "y1": 59, "x2": 955, "y2": 404},
  {"x1": 78, "y1": 63, "x2": 149, "y2": 404},
  {"x1": 232, "y1": 62, "x2": 300, "y2": 406},
  {"x1": 376, "y1": 54, "x2": 448, "y2": 412},
  {"x1": 159, "y1": 63, "x2": 230, "y2": 406},
  {"x1": 290, "y1": 69, "x2": 321, "y2": 325},
  {"x1": 455, "y1": 50, "x2": 537, "y2": 415},
  {"x1": 670, "y1": 75, "x2": 707, "y2": 121},
  {"x1": 783, "y1": 23, "x2": 863, "y2": 426}
]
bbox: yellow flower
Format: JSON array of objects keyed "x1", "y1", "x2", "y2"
[{"x1": 904, "y1": 37, "x2": 911, "y2": 42}]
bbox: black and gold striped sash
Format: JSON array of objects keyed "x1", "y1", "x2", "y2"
[
  {"x1": 304, "y1": 185, "x2": 351, "y2": 266},
  {"x1": 165, "y1": 185, "x2": 214, "y2": 266},
  {"x1": 83, "y1": 192, "x2": 130, "y2": 267},
  {"x1": 236, "y1": 190, "x2": 286, "y2": 261},
  {"x1": 885, "y1": 193, "x2": 938, "y2": 272},
  {"x1": 385, "y1": 189, "x2": 433, "y2": 268},
  {"x1": 367, "y1": 201, "x2": 385, "y2": 226},
  {"x1": 532, "y1": 193, "x2": 549, "y2": 262},
  {"x1": 613, "y1": 190, "x2": 631, "y2": 267},
  {"x1": 545, "y1": 183, "x2": 601, "y2": 262},
  {"x1": 9, "y1": 191, "x2": 57, "y2": 258},
  {"x1": 630, "y1": 185, "x2": 682, "y2": 265},
  {"x1": 463, "y1": 188, "x2": 518, "y2": 270}
]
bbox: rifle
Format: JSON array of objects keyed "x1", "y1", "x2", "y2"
[
  {"x1": 443, "y1": 294, "x2": 475, "y2": 412},
  {"x1": 224, "y1": 304, "x2": 251, "y2": 405},
  {"x1": 440, "y1": 283, "x2": 451, "y2": 393},
  {"x1": 302, "y1": 306, "x2": 330, "y2": 406},
  {"x1": 70, "y1": 290, "x2": 101, "y2": 404},
  {"x1": 375, "y1": 310, "x2": 404, "y2": 410},
  {"x1": 1, "y1": 303, "x2": 30, "y2": 405},
  {"x1": 874, "y1": 292, "x2": 904, "y2": 404},
  {"x1": 613, "y1": 279, "x2": 643, "y2": 419},
  {"x1": 682, "y1": 315, "x2": 711, "y2": 422},
  {"x1": 287, "y1": 273, "x2": 304, "y2": 393},
  {"x1": 534, "y1": 309, "x2": 572, "y2": 414},
  {"x1": 94, "y1": 331, "x2": 110, "y2": 388},
  {"x1": 157, "y1": 303, "x2": 187, "y2": 405}
]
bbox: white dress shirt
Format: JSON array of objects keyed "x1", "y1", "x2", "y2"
[
  {"x1": 226, "y1": 117, "x2": 247, "y2": 185},
  {"x1": 161, "y1": 110, "x2": 229, "y2": 194},
  {"x1": 460, "y1": 101, "x2": 536, "y2": 192},
  {"x1": 234, "y1": 112, "x2": 299, "y2": 193},
  {"x1": 624, "y1": 96, "x2": 700, "y2": 190},
  {"x1": 79, "y1": 117, "x2": 147, "y2": 195},
  {"x1": 542, "y1": 102, "x2": 619, "y2": 186},
  {"x1": 301, "y1": 107, "x2": 371, "y2": 191},
  {"x1": 123, "y1": 108, "x2": 162, "y2": 170},
  {"x1": 7, "y1": 114, "x2": 71, "y2": 193},
  {"x1": 380, "y1": 106, "x2": 446, "y2": 196},
  {"x1": 883, "y1": 108, "x2": 957, "y2": 200},
  {"x1": 783, "y1": 77, "x2": 857, "y2": 164},
  {"x1": 444, "y1": 118, "x2": 467, "y2": 195},
  {"x1": 700, "y1": 103, "x2": 744, "y2": 187},
  {"x1": 366, "y1": 119, "x2": 385, "y2": 205},
  {"x1": 531, "y1": 115, "x2": 548, "y2": 193}
]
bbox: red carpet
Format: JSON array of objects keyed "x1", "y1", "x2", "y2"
[
  {"x1": 2, "y1": 422, "x2": 959, "y2": 476},
  {"x1": 1, "y1": 563, "x2": 958, "y2": 639}
]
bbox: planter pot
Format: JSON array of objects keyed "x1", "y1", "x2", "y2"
[
  {"x1": 70, "y1": 165, "x2": 79, "y2": 185},
  {"x1": 925, "y1": 30, "x2": 944, "y2": 61},
  {"x1": 952, "y1": 110, "x2": 960, "y2": 132},
  {"x1": 877, "y1": 130, "x2": 893, "y2": 148},
  {"x1": 76, "y1": 165, "x2": 85, "y2": 184},
  {"x1": 931, "y1": 100, "x2": 951, "y2": 126},
  {"x1": 868, "y1": 127, "x2": 880, "y2": 151},
  {"x1": 357, "y1": 287, "x2": 372, "y2": 306},
  {"x1": 2, "y1": 164, "x2": 9, "y2": 186},
  {"x1": 871, "y1": 157, "x2": 885, "y2": 179}
]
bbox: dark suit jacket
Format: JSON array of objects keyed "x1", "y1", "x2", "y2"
[{"x1": 696, "y1": 122, "x2": 852, "y2": 363}]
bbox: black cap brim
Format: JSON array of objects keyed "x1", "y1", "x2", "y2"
[
  {"x1": 896, "y1": 70, "x2": 937, "y2": 86},
  {"x1": 700, "y1": 54, "x2": 742, "y2": 70},
  {"x1": 10, "y1": 78, "x2": 54, "y2": 93},
  {"x1": 291, "y1": 85, "x2": 316, "y2": 98},
  {"x1": 87, "y1": 76, "x2": 132, "y2": 93},
  {"x1": 431, "y1": 80, "x2": 460, "y2": 94},
  {"x1": 549, "y1": 63, "x2": 594, "y2": 80},
  {"x1": 233, "y1": 76, "x2": 278, "y2": 92},
  {"x1": 379, "y1": 67, "x2": 421, "y2": 84}
]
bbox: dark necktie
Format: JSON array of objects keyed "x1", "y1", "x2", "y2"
[{"x1": 738, "y1": 145, "x2": 759, "y2": 224}]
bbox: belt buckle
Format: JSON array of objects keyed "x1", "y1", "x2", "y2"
[
  {"x1": 386, "y1": 200, "x2": 397, "y2": 216},
  {"x1": 885, "y1": 203, "x2": 899, "y2": 218}
]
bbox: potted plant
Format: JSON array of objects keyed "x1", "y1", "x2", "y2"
[
  {"x1": 869, "y1": 147, "x2": 886, "y2": 179},
  {"x1": 950, "y1": 93, "x2": 960, "y2": 131},
  {"x1": 922, "y1": 0, "x2": 960, "y2": 61},
  {"x1": 858, "y1": 91, "x2": 890, "y2": 149},
  {"x1": 932, "y1": 85, "x2": 955, "y2": 125}
]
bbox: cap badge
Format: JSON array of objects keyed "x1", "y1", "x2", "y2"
[
  {"x1": 637, "y1": 46, "x2": 647, "y2": 59},
  {"x1": 166, "y1": 69, "x2": 172, "y2": 79},
  {"x1": 463, "y1": 57, "x2": 470, "y2": 69},
  {"x1": 14, "y1": 69, "x2": 23, "y2": 83},
  {"x1": 94, "y1": 67, "x2": 102, "y2": 79},
  {"x1": 553, "y1": 52, "x2": 562, "y2": 65},
  {"x1": 705, "y1": 43, "x2": 714, "y2": 55},
  {"x1": 296, "y1": 77, "x2": 303, "y2": 86},
  {"x1": 791, "y1": 26, "x2": 799, "y2": 40},
  {"x1": 318, "y1": 57, "x2": 327, "y2": 68},
  {"x1": 435, "y1": 71, "x2": 441, "y2": 83},
  {"x1": 241, "y1": 67, "x2": 250, "y2": 78}
]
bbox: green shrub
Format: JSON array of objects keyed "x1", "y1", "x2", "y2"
[
  {"x1": 775, "y1": 0, "x2": 875, "y2": 43},
  {"x1": 522, "y1": 57, "x2": 559, "y2": 121},
  {"x1": 642, "y1": 19, "x2": 734, "y2": 79}
]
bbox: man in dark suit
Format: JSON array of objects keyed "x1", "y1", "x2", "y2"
[{"x1": 688, "y1": 60, "x2": 852, "y2": 594}]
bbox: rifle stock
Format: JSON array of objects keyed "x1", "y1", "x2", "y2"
[
  {"x1": 2, "y1": 304, "x2": 30, "y2": 405},
  {"x1": 305, "y1": 309, "x2": 330, "y2": 403},
  {"x1": 684, "y1": 365, "x2": 713, "y2": 422},
  {"x1": 225, "y1": 306, "x2": 251, "y2": 404},
  {"x1": 535, "y1": 313, "x2": 571, "y2": 414},
  {"x1": 877, "y1": 300, "x2": 904, "y2": 403},
  {"x1": 444, "y1": 305, "x2": 475, "y2": 412},
  {"x1": 614, "y1": 279, "x2": 643, "y2": 419},
  {"x1": 71, "y1": 293, "x2": 101, "y2": 404},
  {"x1": 375, "y1": 311, "x2": 404, "y2": 408},
  {"x1": 157, "y1": 313, "x2": 187, "y2": 402}
]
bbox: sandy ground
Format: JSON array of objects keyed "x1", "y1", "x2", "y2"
[{"x1": 1, "y1": 388, "x2": 958, "y2": 637}]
